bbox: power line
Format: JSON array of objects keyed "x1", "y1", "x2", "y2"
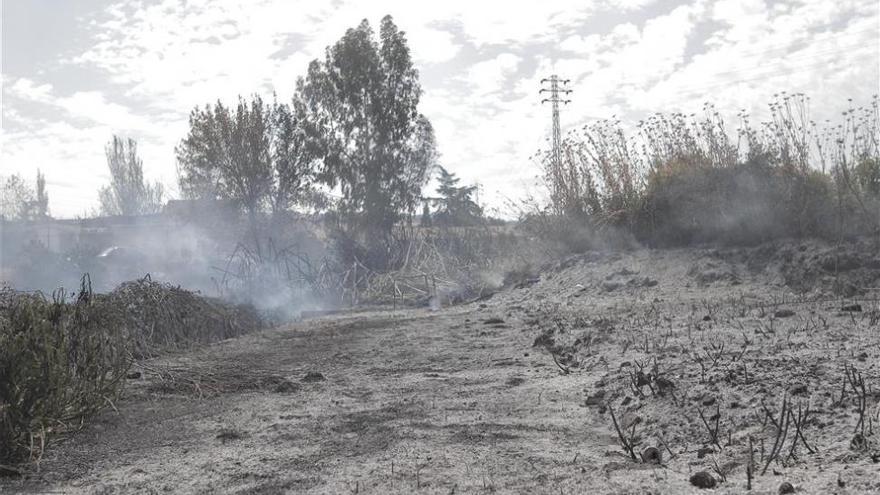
[{"x1": 539, "y1": 75, "x2": 572, "y2": 206}]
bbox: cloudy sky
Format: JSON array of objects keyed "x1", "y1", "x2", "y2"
[{"x1": 2, "y1": 0, "x2": 878, "y2": 218}]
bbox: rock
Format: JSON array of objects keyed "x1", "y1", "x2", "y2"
[
  {"x1": 640, "y1": 446, "x2": 662, "y2": 464},
  {"x1": 602, "y1": 281, "x2": 622, "y2": 292},
  {"x1": 778, "y1": 481, "x2": 796, "y2": 494},
  {"x1": 689, "y1": 471, "x2": 716, "y2": 489},
  {"x1": 655, "y1": 376, "x2": 676, "y2": 393},
  {"x1": 627, "y1": 277, "x2": 657, "y2": 288},
  {"x1": 774, "y1": 309, "x2": 796, "y2": 318},
  {"x1": 585, "y1": 390, "x2": 605, "y2": 406},
  {"x1": 788, "y1": 383, "x2": 809, "y2": 396},
  {"x1": 532, "y1": 334, "x2": 554, "y2": 348},
  {"x1": 841, "y1": 303, "x2": 862, "y2": 312},
  {"x1": 851, "y1": 433, "x2": 868, "y2": 451},
  {"x1": 273, "y1": 380, "x2": 301, "y2": 393},
  {"x1": 302, "y1": 371, "x2": 325, "y2": 382},
  {"x1": 216, "y1": 429, "x2": 243, "y2": 444},
  {"x1": 515, "y1": 277, "x2": 540, "y2": 289}
]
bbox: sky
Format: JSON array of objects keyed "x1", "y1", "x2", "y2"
[{"x1": 2, "y1": 0, "x2": 879, "y2": 218}]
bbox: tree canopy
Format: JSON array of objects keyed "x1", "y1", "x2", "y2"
[
  {"x1": 99, "y1": 136, "x2": 164, "y2": 216},
  {"x1": 0, "y1": 171, "x2": 50, "y2": 221},
  {"x1": 176, "y1": 95, "x2": 317, "y2": 219},
  {"x1": 298, "y1": 15, "x2": 437, "y2": 244},
  {"x1": 433, "y1": 166, "x2": 483, "y2": 226}
]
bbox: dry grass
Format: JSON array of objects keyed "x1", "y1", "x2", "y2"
[{"x1": 539, "y1": 94, "x2": 880, "y2": 248}]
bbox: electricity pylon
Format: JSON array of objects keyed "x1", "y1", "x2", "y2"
[{"x1": 540, "y1": 75, "x2": 572, "y2": 210}]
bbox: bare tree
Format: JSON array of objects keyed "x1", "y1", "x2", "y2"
[{"x1": 98, "y1": 136, "x2": 164, "y2": 216}]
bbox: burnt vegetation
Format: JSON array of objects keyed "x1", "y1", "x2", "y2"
[
  {"x1": 531, "y1": 94, "x2": 879, "y2": 250},
  {"x1": 1, "y1": 13, "x2": 879, "y2": 491}
]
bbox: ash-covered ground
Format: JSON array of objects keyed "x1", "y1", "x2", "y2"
[{"x1": 3, "y1": 238, "x2": 879, "y2": 494}]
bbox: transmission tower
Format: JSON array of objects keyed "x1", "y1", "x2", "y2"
[{"x1": 540, "y1": 75, "x2": 572, "y2": 208}]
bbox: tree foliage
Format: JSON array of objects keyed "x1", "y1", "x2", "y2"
[
  {"x1": 34, "y1": 170, "x2": 49, "y2": 219},
  {"x1": 298, "y1": 15, "x2": 436, "y2": 245},
  {"x1": 0, "y1": 171, "x2": 50, "y2": 221},
  {"x1": 99, "y1": 136, "x2": 164, "y2": 216},
  {"x1": 433, "y1": 166, "x2": 482, "y2": 226},
  {"x1": 175, "y1": 95, "x2": 316, "y2": 219}
]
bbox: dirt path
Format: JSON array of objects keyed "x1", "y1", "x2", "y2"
[{"x1": 5, "y1": 303, "x2": 616, "y2": 494}]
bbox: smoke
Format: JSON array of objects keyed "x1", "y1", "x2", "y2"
[{"x1": 0, "y1": 210, "x2": 332, "y2": 320}]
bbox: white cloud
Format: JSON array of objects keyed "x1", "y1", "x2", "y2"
[
  {"x1": 6, "y1": 77, "x2": 55, "y2": 103},
  {"x1": 408, "y1": 28, "x2": 462, "y2": 64},
  {"x1": 465, "y1": 53, "x2": 521, "y2": 97},
  {"x1": 1, "y1": 77, "x2": 181, "y2": 215},
  {"x1": 2, "y1": 0, "x2": 878, "y2": 217}
]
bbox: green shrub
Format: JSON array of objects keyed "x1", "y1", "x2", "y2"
[
  {"x1": 0, "y1": 279, "x2": 130, "y2": 467},
  {"x1": 854, "y1": 157, "x2": 880, "y2": 197},
  {"x1": 0, "y1": 276, "x2": 263, "y2": 469}
]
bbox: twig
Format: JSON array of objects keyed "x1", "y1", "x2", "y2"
[
  {"x1": 608, "y1": 402, "x2": 638, "y2": 461},
  {"x1": 551, "y1": 352, "x2": 571, "y2": 375}
]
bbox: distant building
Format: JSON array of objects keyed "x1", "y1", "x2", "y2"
[{"x1": 164, "y1": 198, "x2": 239, "y2": 223}]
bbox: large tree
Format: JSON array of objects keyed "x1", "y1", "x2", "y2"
[
  {"x1": 176, "y1": 95, "x2": 316, "y2": 220},
  {"x1": 99, "y1": 136, "x2": 164, "y2": 216},
  {"x1": 298, "y1": 15, "x2": 437, "y2": 249},
  {"x1": 34, "y1": 170, "x2": 49, "y2": 219},
  {"x1": 433, "y1": 166, "x2": 483, "y2": 226}
]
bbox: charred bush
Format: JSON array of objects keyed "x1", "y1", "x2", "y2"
[{"x1": 106, "y1": 276, "x2": 263, "y2": 358}]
